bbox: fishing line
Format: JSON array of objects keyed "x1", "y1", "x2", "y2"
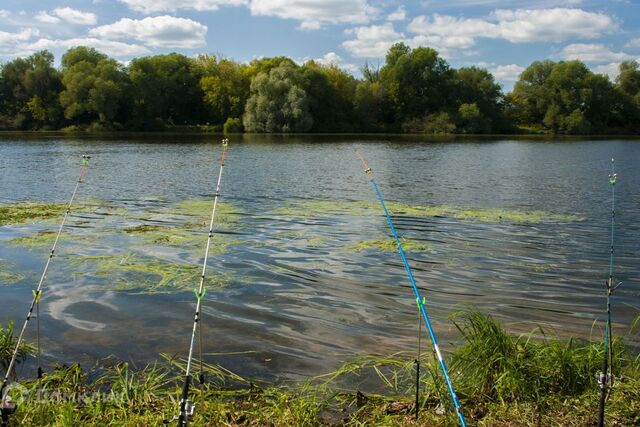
[
  {"x1": 1, "y1": 155, "x2": 91, "y2": 427},
  {"x1": 172, "y1": 139, "x2": 229, "y2": 427},
  {"x1": 598, "y1": 158, "x2": 620, "y2": 427},
  {"x1": 355, "y1": 150, "x2": 467, "y2": 427}
]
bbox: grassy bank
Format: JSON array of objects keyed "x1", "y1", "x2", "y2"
[{"x1": 1, "y1": 310, "x2": 638, "y2": 426}]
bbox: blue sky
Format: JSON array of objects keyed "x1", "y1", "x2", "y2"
[{"x1": 1, "y1": 0, "x2": 639, "y2": 91}]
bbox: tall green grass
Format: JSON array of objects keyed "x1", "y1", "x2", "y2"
[{"x1": 2, "y1": 309, "x2": 639, "y2": 426}]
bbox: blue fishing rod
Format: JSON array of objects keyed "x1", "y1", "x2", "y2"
[
  {"x1": 356, "y1": 151, "x2": 467, "y2": 427},
  {"x1": 597, "y1": 158, "x2": 620, "y2": 427}
]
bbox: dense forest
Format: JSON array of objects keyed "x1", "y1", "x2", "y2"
[{"x1": 1, "y1": 43, "x2": 639, "y2": 134}]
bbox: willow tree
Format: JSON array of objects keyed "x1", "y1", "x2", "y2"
[
  {"x1": 59, "y1": 47, "x2": 127, "y2": 128},
  {"x1": 243, "y1": 63, "x2": 312, "y2": 133}
]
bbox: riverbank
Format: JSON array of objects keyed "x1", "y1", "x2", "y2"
[
  {"x1": 2, "y1": 129, "x2": 640, "y2": 139},
  {"x1": 2, "y1": 310, "x2": 638, "y2": 426}
]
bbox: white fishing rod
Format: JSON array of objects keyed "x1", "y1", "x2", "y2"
[
  {"x1": 1, "y1": 155, "x2": 91, "y2": 426},
  {"x1": 173, "y1": 139, "x2": 228, "y2": 427}
]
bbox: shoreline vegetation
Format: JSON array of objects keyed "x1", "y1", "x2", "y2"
[
  {"x1": 1, "y1": 44, "x2": 640, "y2": 136},
  {"x1": 1, "y1": 310, "x2": 638, "y2": 426}
]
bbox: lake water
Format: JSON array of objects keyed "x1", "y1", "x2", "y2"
[{"x1": 1, "y1": 134, "x2": 639, "y2": 381}]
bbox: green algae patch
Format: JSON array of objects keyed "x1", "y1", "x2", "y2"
[
  {"x1": 123, "y1": 224, "x2": 165, "y2": 234},
  {"x1": 451, "y1": 208, "x2": 584, "y2": 223},
  {"x1": 273, "y1": 200, "x2": 378, "y2": 217},
  {"x1": 0, "y1": 267, "x2": 24, "y2": 285},
  {"x1": 348, "y1": 238, "x2": 434, "y2": 253},
  {"x1": 8, "y1": 230, "x2": 60, "y2": 248},
  {"x1": 171, "y1": 199, "x2": 240, "y2": 225},
  {"x1": 71, "y1": 253, "x2": 231, "y2": 294},
  {"x1": 274, "y1": 231, "x2": 328, "y2": 248},
  {"x1": 126, "y1": 225, "x2": 238, "y2": 254},
  {"x1": 0, "y1": 202, "x2": 67, "y2": 226},
  {"x1": 0, "y1": 200, "x2": 126, "y2": 227},
  {"x1": 274, "y1": 199, "x2": 585, "y2": 223}
]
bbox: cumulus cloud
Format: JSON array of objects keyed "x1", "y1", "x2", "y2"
[
  {"x1": 119, "y1": 0, "x2": 247, "y2": 13},
  {"x1": 387, "y1": 6, "x2": 406, "y2": 21},
  {"x1": 0, "y1": 10, "x2": 10, "y2": 18},
  {"x1": 21, "y1": 38, "x2": 151, "y2": 57},
  {"x1": 35, "y1": 8, "x2": 97, "y2": 25},
  {"x1": 249, "y1": 0, "x2": 378, "y2": 30},
  {"x1": 560, "y1": 44, "x2": 632, "y2": 64},
  {"x1": 593, "y1": 62, "x2": 623, "y2": 80},
  {"x1": 342, "y1": 23, "x2": 403, "y2": 58},
  {"x1": 626, "y1": 38, "x2": 640, "y2": 49},
  {"x1": 35, "y1": 12, "x2": 61, "y2": 24},
  {"x1": 407, "y1": 8, "x2": 617, "y2": 50},
  {"x1": 314, "y1": 52, "x2": 358, "y2": 73},
  {"x1": 493, "y1": 8, "x2": 615, "y2": 42},
  {"x1": 52, "y1": 7, "x2": 97, "y2": 25},
  {"x1": 0, "y1": 28, "x2": 39, "y2": 49},
  {"x1": 89, "y1": 16, "x2": 208, "y2": 48},
  {"x1": 489, "y1": 64, "x2": 525, "y2": 81}
]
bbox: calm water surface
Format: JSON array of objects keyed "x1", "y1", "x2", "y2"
[{"x1": 1, "y1": 134, "x2": 639, "y2": 381}]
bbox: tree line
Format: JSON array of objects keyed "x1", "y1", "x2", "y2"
[{"x1": 1, "y1": 43, "x2": 639, "y2": 134}]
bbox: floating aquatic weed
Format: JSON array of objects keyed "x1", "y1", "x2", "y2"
[
  {"x1": 273, "y1": 199, "x2": 377, "y2": 217},
  {"x1": 347, "y1": 238, "x2": 434, "y2": 253},
  {"x1": 70, "y1": 253, "x2": 232, "y2": 294},
  {"x1": 274, "y1": 231, "x2": 328, "y2": 248},
  {"x1": 274, "y1": 199, "x2": 585, "y2": 223},
  {"x1": 0, "y1": 267, "x2": 24, "y2": 285},
  {"x1": 171, "y1": 199, "x2": 240, "y2": 226},
  {"x1": 0, "y1": 202, "x2": 67, "y2": 226}
]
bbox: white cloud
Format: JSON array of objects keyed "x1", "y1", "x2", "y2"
[
  {"x1": 52, "y1": 7, "x2": 97, "y2": 25},
  {"x1": 317, "y1": 52, "x2": 342, "y2": 65},
  {"x1": 493, "y1": 8, "x2": 615, "y2": 42},
  {"x1": 314, "y1": 52, "x2": 358, "y2": 73},
  {"x1": 342, "y1": 23, "x2": 403, "y2": 58},
  {"x1": 626, "y1": 38, "x2": 640, "y2": 49},
  {"x1": 560, "y1": 43, "x2": 632, "y2": 64},
  {"x1": 119, "y1": 0, "x2": 247, "y2": 13},
  {"x1": 249, "y1": 0, "x2": 378, "y2": 30},
  {"x1": 35, "y1": 12, "x2": 61, "y2": 24},
  {"x1": 0, "y1": 28, "x2": 39, "y2": 48},
  {"x1": 21, "y1": 38, "x2": 151, "y2": 58},
  {"x1": 388, "y1": 6, "x2": 406, "y2": 21},
  {"x1": 0, "y1": 10, "x2": 9, "y2": 18},
  {"x1": 489, "y1": 64, "x2": 525, "y2": 81},
  {"x1": 35, "y1": 8, "x2": 97, "y2": 25},
  {"x1": 593, "y1": 62, "x2": 622, "y2": 80},
  {"x1": 407, "y1": 8, "x2": 617, "y2": 50},
  {"x1": 89, "y1": 16, "x2": 208, "y2": 48}
]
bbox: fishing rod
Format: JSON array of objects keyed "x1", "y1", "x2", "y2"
[
  {"x1": 598, "y1": 158, "x2": 620, "y2": 427},
  {"x1": 171, "y1": 139, "x2": 229, "y2": 427},
  {"x1": 355, "y1": 151, "x2": 467, "y2": 427},
  {"x1": 1, "y1": 155, "x2": 91, "y2": 427}
]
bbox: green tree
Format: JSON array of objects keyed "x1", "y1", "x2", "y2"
[
  {"x1": 59, "y1": 47, "x2": 127, "y2": 128},
  {"x1": 129, "y1": 53, "x2": 203, "y2": 129},
  {"x1": 454, "y1": 67, "x2": 504, "y2": 132},
  {"x1": 243, "y1": 64, "x2": 312, "y2": 133},
  {"x1": 197, "y1": 56, "x2": 250, "y2": 126},
  {"x1": 614, "y1": 61, "x2": 640, "y2": 129},
  {"x1": 0, "y1": 51, "x2": 63, "y2": 129},
  {"x1": 508, "y1": 60, "x2": 617, "y2": 134},
  {"x1": 380, "y1": 43, "x2": 454, "y2": 130},
  {"x1": 458, "y1": 103, "x2": 489, "y2": 133},
  {"x1": 300, "y1": 61, "x2": 357, "y2": 132}
]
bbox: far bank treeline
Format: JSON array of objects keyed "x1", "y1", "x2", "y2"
[{"x1": 1, "y1": 43, "x2": 640, "y2": 134}]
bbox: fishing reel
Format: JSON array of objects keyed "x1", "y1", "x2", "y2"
[
  {"x1": 164, "y1": 400, "x2": 195, "y2": 427},
  {"x1": 0, "y1": 395, "x2": 17, "y2": 427}
]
